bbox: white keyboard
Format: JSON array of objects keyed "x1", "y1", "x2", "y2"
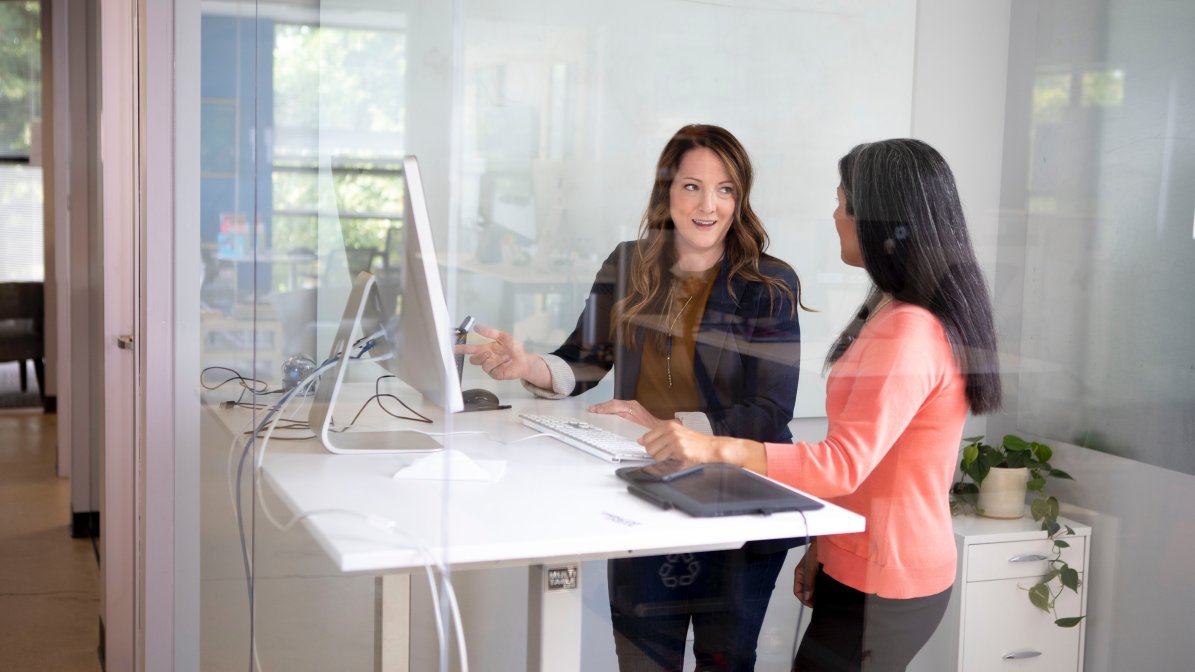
[{"x1": 520, "y1": 414, "x2": 653, "y2": 463}]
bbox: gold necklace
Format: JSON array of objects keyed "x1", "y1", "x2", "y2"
[
  {"x1": 664, "y1": 293, "x2": 696, "y2": 388},
  {"x1": 869, "y1": 294, "x2": 894, "y2": 321}
]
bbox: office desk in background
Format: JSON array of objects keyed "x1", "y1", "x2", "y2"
[
  {"x1": 202, "y1": 383, "x2": 865, "y2": 672},
  {"x1": 214, "y1": 250, "x2": 319, "y2": 296},
  {"x1": 445, "y1": 257, "x2": 595, "y2": 332}
]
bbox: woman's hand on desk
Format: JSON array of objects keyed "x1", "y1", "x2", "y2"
[
  {"x1": 588, "y1": 399, "x2": 666, "y2": 429},
  {"x1": 455, "y1": 324, "x2": 552, "y2": 389},
  {"x1": 638, "y1": 422, "x2": 769, "y2": 474}
]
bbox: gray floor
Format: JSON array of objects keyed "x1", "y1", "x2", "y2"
[{"x1": 0, "y1": 404, "x2": 102, "y2": 671}]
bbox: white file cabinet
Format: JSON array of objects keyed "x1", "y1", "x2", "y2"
[{"x1": 909, "y1": 512, "x2": 1091, "y2": 672}]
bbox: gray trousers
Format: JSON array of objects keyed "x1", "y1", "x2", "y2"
[{"x1": 793, "y1": 566, "x2": 951, "y2": 672}]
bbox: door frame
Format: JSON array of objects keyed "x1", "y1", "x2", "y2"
[
  {"x1": 98, "y1": 0, "x2": 198, "y2": 668},
  {"x1": 97, "y1": 0, "x2": 137, "y2": 668}
]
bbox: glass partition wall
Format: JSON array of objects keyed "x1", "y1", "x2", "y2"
[
  {"x1": 188, "y1": 0, "x2": 1195, "y2": 670},
  {"x1": 197, "y1": 3, "x2": 417, "y2": 669}
]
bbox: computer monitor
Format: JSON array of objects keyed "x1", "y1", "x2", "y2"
[
  {"x1": 307, "y1": 156, "x2": 464, "y2": 454},
  {"x1": 394, "y1": 156, "x2": 466, "y2": 413}
]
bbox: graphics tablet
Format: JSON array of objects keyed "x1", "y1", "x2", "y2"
[{"x1": 618, "y1": 462, "x2": 824, "y2": 517}]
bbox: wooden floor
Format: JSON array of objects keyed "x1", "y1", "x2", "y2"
[{"x1": 0, "y1": 407, "x2": 102, "y2": 672}]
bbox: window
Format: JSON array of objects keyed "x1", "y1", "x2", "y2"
[{"x1": 0, "y1": 0, "x2": 44, "y2": 281}]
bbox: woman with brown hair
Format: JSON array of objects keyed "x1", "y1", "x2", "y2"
[{"x1": 460, "y1": 123, "x2": 808, "y2": 670}]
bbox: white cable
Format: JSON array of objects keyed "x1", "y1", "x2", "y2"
[
  {"x1": 255, "y1": 506, "x2": 466, "y2": 671},
  {"x1": 441, "y1": 569, "x2": 469, "y2": 672},
  {"x1": 243, "y1": 379, "x2": 448, "y2": 645},
  {"x1": 225, "y1": 357, "x2": 341, "y2": 606},
  {"x1": 500, "y1": 431, "x2": 552, "y2": 445},
  {"x1": 284, "y1": 385, "x2": 313, "y2": 421},
  {"x1": 253, "y1": 367, "x2": 336, "y2": 530},
  {"x1": 330, "y1": 425, "x2": 490, "y2": 439},
  {"x1": 245, "y1": 509, "x2": 450, "y2": 672},
  {"x1": 255, "y1": 364, "x2": 328, "y2": 472},
  {"x1": 790, "y1": 510, "x2": 813, "y2": 665},
  {"x1": 358, "y1": 327, "x2": 386, "y2": 345},
  {"x1": 355, "y1": 351, "x2": 395, "y2": 364},
  {"x1": 226, "y1": 407, "x2": 271, "y2": 548},
  {"x1": 331, "y1": 424, "x2": 551, "y2": 446},
  {"x1": 239, "y1": 357, "x2": 469, "y2": 671},
  {"x1": 223, "y1": 389, "x2": 310, "y2": 526},
  {"x1": 247, "y1": 431, "x2": 458, "y2": 666}
]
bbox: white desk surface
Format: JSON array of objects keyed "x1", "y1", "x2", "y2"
[{"x1": 219, "y1": 383, "x2": 866, "y2": 575}]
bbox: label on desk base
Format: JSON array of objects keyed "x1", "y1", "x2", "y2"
[{"x1": 546, "y1": 565, "x2": 579, "y2": 591}]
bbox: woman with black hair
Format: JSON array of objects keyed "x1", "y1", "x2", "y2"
[
  {"x1": 639, "y1": 138, "x2": 1002, "y2": 671},
  {"x1": 460, "y1": 124, "x2": 809, "y2": 671}
]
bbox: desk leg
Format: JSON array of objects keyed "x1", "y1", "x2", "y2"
[
  {"x1": 527, "y1": 563, "x2": 583, "y2": 672},
  {"x1": 376, "y1": 574, "x2": 411, "y2": 672}
]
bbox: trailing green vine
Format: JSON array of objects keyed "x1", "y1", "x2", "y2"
[{"x1": 951, "y1": 435, "x2": 1085, "y2": 628}]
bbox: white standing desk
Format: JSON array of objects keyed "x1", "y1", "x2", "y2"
[{"x1": 234, "y1": 385, "x2": 865, "y2": 671}]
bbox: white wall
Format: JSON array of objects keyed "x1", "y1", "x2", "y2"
[
  {"x1": 49, "y1": 0, "x2": 100, "y2": 517},
  {"x1": 441, "y1": 0, "x2": 916, "y2": 418},
  {"x1": 1046, "y1": 444, "x2": 1195, "y2": 672},
  {"x1": 787, "y1": 0, "x2": 1012, "y2": 454}
]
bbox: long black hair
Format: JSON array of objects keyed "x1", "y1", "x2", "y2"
[{"x1": 826, "y1": 139, "x2": 1002, "y2": 414}]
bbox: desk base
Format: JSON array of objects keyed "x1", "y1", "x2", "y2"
[
  {"x1": 377, "y1": 575, "x2": 411, "y2": 671},
  {"x1": 528, "y1": 563, "x2": 583, "y2": 672},
  {"x1": 378, "y1": 564, "x2": 584, "y2": 671}
]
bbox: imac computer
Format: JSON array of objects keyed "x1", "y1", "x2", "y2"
[{"x1": 307, "y1": 156, "x2": 466, "y2": 454}]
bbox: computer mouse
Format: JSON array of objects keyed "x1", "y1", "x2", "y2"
[{"x1": 461, "y1": 387, "x2": 502, "y2": 410}]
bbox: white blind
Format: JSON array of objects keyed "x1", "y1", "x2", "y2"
[{"x1": 0, "y1": 164, "x2": 44, "y2": 281}]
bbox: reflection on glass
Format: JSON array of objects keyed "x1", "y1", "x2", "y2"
[
  {"x1": 1017, "y1": 4, "x2": 1195, "y2": 476},
  {"x1": 199, "y1": 12, "x2": 407, "y2": 378},
  {"x1": 0, "y1": 1, "x2": 43, "y2": 282},
  {"x1": 195, "y1": 1, "x2": 924, "y2": 670},
  {"x1": 197, "y1": 8, "x2": 412, "y2": 670},
  {"x1": 1080, "y1": 68, "x2": 1125, "y2": 108}
]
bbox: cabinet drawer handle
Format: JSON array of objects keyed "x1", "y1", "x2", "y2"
[
  {"x1": 1002, "y1": 650, "x2": 1043, "y2": 660},
  {"x1": 1008, "y1": 554, "x2": 1049, "y2": 563}
]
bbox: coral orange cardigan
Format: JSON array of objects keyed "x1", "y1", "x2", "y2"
[{"x1": 765, "y1": 302, "x2": 967, "y2": 599}]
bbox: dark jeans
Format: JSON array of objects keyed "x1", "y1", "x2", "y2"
[
  {"x1": 608, "y1": 547, "x2": 790, "y2": 672},
  {"x1": 793, "y1": 568, "x2": 951, "y2": 672}
]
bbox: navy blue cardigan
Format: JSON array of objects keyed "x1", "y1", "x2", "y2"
[{"x1": 550, "y1": 240, "x2": 801, "y2": 444}]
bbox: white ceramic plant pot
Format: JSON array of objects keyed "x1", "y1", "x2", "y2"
[{"x1": 977, "y1": 467, "x2": 1028, "y2": 519}]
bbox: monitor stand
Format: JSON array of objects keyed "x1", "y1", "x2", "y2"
[{"x1": 307, "y1": 272, "x2": 443, "y2": 455}]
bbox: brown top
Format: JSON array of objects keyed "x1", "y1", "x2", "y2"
[{"x1": 634, "y1": 265, "x2": 720, "y2": 419}]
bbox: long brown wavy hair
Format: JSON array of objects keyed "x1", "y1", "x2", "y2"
[{"x1": 614, "y1": 124, "x2": 809, "y2": 351}]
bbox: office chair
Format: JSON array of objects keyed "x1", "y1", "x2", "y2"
[{"x1": 0, "y1": 281, "x2": 45, "y2": 398}]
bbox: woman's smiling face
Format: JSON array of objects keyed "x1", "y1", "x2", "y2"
[{"x1": 668, "y1": 147, "x2": 736, "y2": 270}]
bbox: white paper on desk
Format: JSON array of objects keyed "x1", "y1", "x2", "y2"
[{"x1": 393, "y1": 449, "x2": 506, "y2": 482}]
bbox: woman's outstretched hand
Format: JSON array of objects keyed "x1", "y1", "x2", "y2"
[
  {"x1": 637, "y1": 422, "x2": 769, "y2": 473},
  {"x1": 588, "y1": 399, "x2": 666, "y2": 430},
  {"x1": 454, "y1": 324, "x2": 552, "y2": 389}
]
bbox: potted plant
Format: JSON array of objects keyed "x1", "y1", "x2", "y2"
[{"x1": 951, "y1": 435, "x2": 1085, "y2": 628}]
